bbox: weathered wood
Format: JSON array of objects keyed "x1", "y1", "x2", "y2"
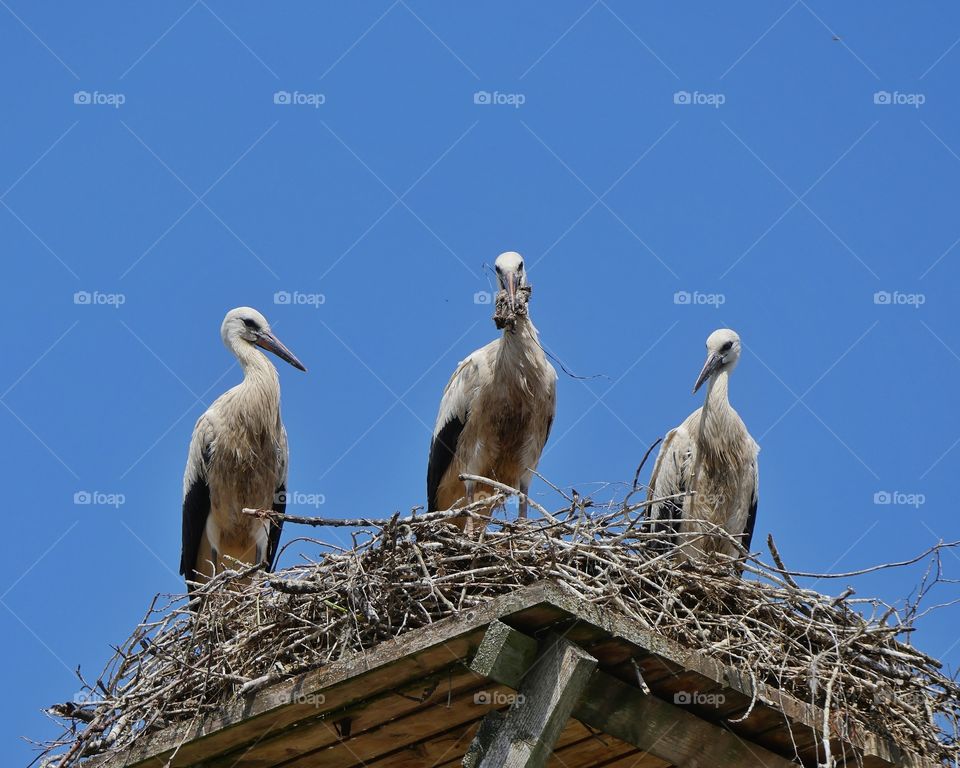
[
  {"x1": 93, "y1": 584, "x2": 569, "y2": 768},
  {"x1": 507, "y1": 596, "x2": 931, "y2": 768},
  {"x1": 473, "y1": 621, "x2": 797, "y2": 768},
  {"x1": 440, "y1": 711, "x2": 607, "y2": 768},
  {"x1": 92, "y1": 581, "x2": 935, "y2": 768},
  {"x1": 204, "y1": 670, "x2": 489, "y2": 768},
  {"x1": 470, "y1": 634, "x2": 598, "y2": 768},
  {"x1": 470, "y1": 620, "x2": 539, "y2": 682},
  {"x1": 577, "y1": 672, "x2": 798, "y2": 768},
  {"x1": 462, "y1": 711, "x2": 505, "y2": 768}
]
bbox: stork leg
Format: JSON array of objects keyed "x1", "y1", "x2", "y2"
[
  {"x1": 463, "y1": 478, "x2": 476, "y2": 535},
  {"x1": 518, "y1": 477, "x2": 530, "y2": 519}
]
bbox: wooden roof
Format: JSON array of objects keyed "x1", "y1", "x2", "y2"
[{"x1": 93, "y1": 581, "x2": 933, "y2": 768}]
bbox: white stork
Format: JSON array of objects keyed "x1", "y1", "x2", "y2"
[
  {"x1": 180, "y1": 307, "x2": 306, "y2": 590},
  {"x1": 427, "y1": 252, "x2": 557, "y2": 530},
  {"x1": 647, "y1": 328, "x2": 759, "y2": 561}
]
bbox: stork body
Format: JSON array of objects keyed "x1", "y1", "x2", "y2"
[
  {"x1": 647, "y1": 329, "x2": 758, "y2": 560},
  {"x1": 428, "y1": 252, "x2": 557, "y2": 528},
  {"x1": 180, "y1": 307, "x2": 305, "y2": 590}
]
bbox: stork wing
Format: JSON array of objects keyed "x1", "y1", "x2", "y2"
[
  {"x1": 645, "y1": 425, "x2": 692, "y2": 542},
  {"x1": 541, "y1": 363, "x2": 558, "y2": 450},
  {"x1": 266, "y1": 420, "x2": 288, "y2": 571},
  {"x1": 741, "y1": 456, "x2": 759, "y2": 552},
  {"x1": 427, "y1": 351, "x2": 483, "y2": 511},
  {"x1": 180, "y1": 415, "x2": 214, "y2": 585}
]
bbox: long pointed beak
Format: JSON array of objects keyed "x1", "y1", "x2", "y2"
[
  {"x1": 693, "y1": 352, "x2": 721, "y2": 394},
  {"x1": 505, "y1": 272, "x2": 518, "y2": 314},
  {"x1": 255, "y1": 330, "x2": 307, "y2": 371}
]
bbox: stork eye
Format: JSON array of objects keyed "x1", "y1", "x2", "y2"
[
  {"x1": 242, "y1": 318, "x2": 259, "y2": 330},
  {"x1": 720, "y1": 341, "x2": 733, "y2": 352}
]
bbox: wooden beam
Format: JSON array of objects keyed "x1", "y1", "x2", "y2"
[
  {"x1": 471, "y1": 621, "x2": 797, "y2": 768},
  {"x1": 465, "y1": 634, "x2": 597, "y2": 768},
  {"x1": 470, "y1": 618, "x2": 538, "y2": 682}
]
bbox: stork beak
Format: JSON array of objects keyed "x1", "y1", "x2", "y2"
[
  {"x1": 255, "y1": 331, "x2": 307, "y2": 372},
  {"x1": 693, "y1": 352, "x2": 722, "y2": 394},
  {"x1": 504, "y1": 272, "x2": 518, "y2": 314}
]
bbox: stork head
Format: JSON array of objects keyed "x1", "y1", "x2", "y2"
[
  {"x1": 693, "y1": 328, "x2": 741, "y2": 393},
  {"x1": 494, "y1": 251, "x2": 527, "y2": 315},
  {"x1": 221, "y1": 307, "x2": 307, "y2": 372}
]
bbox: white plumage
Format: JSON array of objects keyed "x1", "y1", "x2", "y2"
[
  {"x1": 427, "y1": 252, "x2": 557, "y2": 530},
  {"x1": 180, "y1": 307, "x2": 306, "y2": 589},
  {"x1": 647, "y1": 328, "x2": 759, "y2": 561}
]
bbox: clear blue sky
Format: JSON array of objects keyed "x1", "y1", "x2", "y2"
[{"x1": 4, "y1": 3, "x2": 960, "y2": 762}]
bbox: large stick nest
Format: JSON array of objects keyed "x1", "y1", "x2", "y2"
[{"x1": 36, "y1": 486, "x2": 960, "y2": 767}]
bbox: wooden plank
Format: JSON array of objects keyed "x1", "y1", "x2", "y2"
[
  {"x1": 374, "y1": 720, "x2": 481, "y2": 768},
  {"x1": 470, "y1": 634, "x2": 598, "y2": 768},
  {"x1": 595, "y1": 750, "x2": 671, "y2": 768},
  {"x1": 546, "y1": 732, "x2": 636, "y2": 767},
  {"x1": 277, "y1": 682, "x2": 508, "y2": 768},
  {"x1": 202, "y1": 667, "x2": 485, "y2": 768}
]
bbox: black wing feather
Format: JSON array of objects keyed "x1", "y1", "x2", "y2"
[
  {"x1": 645, "y1": 433, "x2": 688, "y2": 550},
  {"x1": 266, "y1": 483, "x2": 286, "y2": 571},
  {"x1": 180, "y1": 475, "x2": 210, "y2": 584},
  {"x1": 427, "y1": 416, "x2": 465, "y2": 512},
  {"x1": 741, "y1": 484, "x2": 758, "y2": 552}
]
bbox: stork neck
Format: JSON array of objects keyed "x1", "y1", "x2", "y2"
[
  {"x1": 696, "y1": 368, "x2": 736, "y2": 455},
  {"x1": 232, "y1": 340, "x2": 281, "y2": 401},
  {"x1": 704, "y1": 368, "x2": 731, "y2": 412},
  {"x1": 496, "y1": 315, "x2": 546, "y2": 376},
  {"x1": 499, "y1": 314, "x2": 541, "y2": 358},
  {"x1": 502, "y1": 313, "x2": 537, "y2": 343}
]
